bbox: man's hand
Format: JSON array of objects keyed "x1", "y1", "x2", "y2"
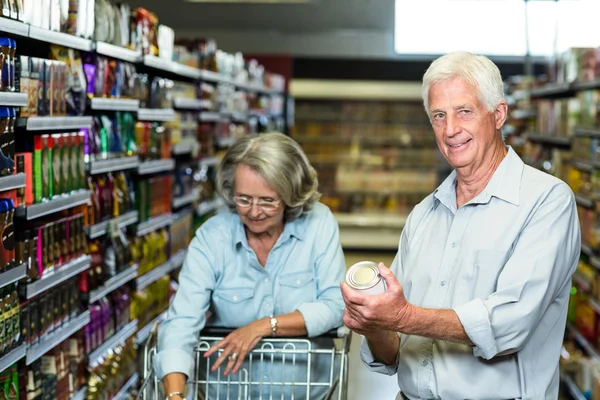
[
  {"x1": 204, "y1": 319, "x2": 270, "y2": 376},
  {"x1": 341, "y1": 263, "x2": 413, "y2": 335}
]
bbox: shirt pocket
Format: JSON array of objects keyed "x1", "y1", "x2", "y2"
[
  {"x1": 458, "y1": 249, "x2": 507, "y2": 304},
  {"x1": 212, "y1": 287, "x2": 256, "y2": 325},
  {"x1": 277, "y1": 271, "x2": 317, "y2": 312}
]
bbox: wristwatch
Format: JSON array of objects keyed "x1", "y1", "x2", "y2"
[
  {"x1": 269, "y1": 315, "x2": 279, "y2": 337},
  {"x1": 166, "y1": 392, "x2": 186, "y2": 400}
]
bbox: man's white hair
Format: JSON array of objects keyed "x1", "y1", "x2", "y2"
[{"x1": 421, "y1": 51, "x2": 505, "y2": 118}]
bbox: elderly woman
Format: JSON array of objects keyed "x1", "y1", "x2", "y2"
[{"x1": 154, "y1": 132, "x2": 346, "y2": 400}]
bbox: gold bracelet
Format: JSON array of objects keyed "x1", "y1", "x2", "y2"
[{"x1": 269, "y1": 315, "x2": 278, "y2": 337}]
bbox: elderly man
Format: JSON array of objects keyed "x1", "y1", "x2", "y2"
[{"x1": 341, "y1": 51, "x2": 581, "y2": 399}]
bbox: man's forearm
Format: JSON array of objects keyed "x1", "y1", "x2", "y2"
[
  {"x1": 365, "y1": 330, "x2": 400, "y2": 365},
  {"x1": 400, "y1": 306, "x2": 472, "y2": 345}
]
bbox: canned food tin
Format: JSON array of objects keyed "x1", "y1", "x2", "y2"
[{"x1": 346, "y1": 261, "x2": 386, "y2": 295}]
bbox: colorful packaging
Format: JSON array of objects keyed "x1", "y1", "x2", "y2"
[
  {"x1": 29, "y1": 57, "x2": 39, "y2": 116},
  {"x1": 19, "y1": 56, "x2": 30, "y2": 117},
  {"x1": 51, "y1": 134, "x2": 62, "y2": 197}
]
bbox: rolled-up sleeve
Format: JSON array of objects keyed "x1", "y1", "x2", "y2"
[
  {"x1": 454, "y1": 183, "x2": 580, "y2": 360},
  {"x1": 154, "y1": 227, "x2": 218, "y2": 380},
  {"x1": 360, "y1": 335, "x2": 400, "y2": 375},
  {"x1": 296, "y1": 210, "x2": 346, "y2": 337}
]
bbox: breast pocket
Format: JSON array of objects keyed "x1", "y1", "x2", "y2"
[
  {"x1": 212, "y1": 287, "x2": 256, "y2": 326},
  {"x1": 277, "y1": 271, "x2": 317, "y2": 313},
  {"x1": 458, "y1": 249, "x2": 507, "y2": 304}
]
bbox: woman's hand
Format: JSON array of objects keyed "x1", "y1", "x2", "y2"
[{"x1": 204, "y1": 319, "x2": 270, "y2": 376}]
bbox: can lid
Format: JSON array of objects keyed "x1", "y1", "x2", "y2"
[{"x1": 346, "y1": 261, "x2": 381, "y2": 290}]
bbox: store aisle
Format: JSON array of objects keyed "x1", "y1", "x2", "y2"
[{"x1": 344, "y1": 250, "x2": 399, "y2": 400}]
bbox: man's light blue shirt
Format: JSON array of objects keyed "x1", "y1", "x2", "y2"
[
  {"x1": 361, "y1": 147, "x2": 581, "y2": 399},
  {"x1": 155, "y1": 202, "x2": 345, "y2": 397}
]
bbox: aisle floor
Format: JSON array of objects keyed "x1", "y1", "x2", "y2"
[{"x1": 344, "y1": 251, "x2": 399, "y2": 400}]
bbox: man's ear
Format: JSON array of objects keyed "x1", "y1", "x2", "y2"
[{"x1": 495, "y1": 100, "x2": 508, "y2": 130}]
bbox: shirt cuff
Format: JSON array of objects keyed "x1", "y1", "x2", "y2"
[
  {"x1": 154, "y1": 348, "x2": 195, "y2": 380},
  {"x1": 297, "y1": 301, "x2": 341, "y2": 337},
  {"x1": 454, "y1": 298, "x2": 498, "y2": 360},
  {"x1": 359, "y1": 336, "x2": 399, "y2": 376}
]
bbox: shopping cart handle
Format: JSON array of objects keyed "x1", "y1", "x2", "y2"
[{"x1": 202, "y1": 325, "x2": 351, "y2": 339}]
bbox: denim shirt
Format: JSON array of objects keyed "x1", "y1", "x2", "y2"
[{"x1": 155, "y1": 202, "x2": 346, "y2": 391}]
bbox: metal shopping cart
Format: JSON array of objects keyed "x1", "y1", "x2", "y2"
[{"x1": 137, "y1": 324, "x2": 351, "y2": 400}]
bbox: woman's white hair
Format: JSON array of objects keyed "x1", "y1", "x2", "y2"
[
  {"x1": 216, "y1": 132, "x2": 321, "y2": 222},
  {"x1": 421, "y1": 51, "x2": 505, "y2": 118}
]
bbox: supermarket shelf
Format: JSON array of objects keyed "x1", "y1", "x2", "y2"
[
  {"x1": 135, "y1": 213, "x2": 173, "y2": 237},
  {"x1": 90, "y1": 98, "x2": 140, "y2": 112},
  {"x1": 575, "y1": 195, "x2": 594, "y2": 209},
  {"x1": 173, "y1": 189, "x2": 200, "y2": 209},
  {"x1": 574, "y1": 80, "x2": 600, "y2": 92},
  {"x1": 137, "y1": 158, "x2": 175, "y2": 175},
  {"x1": 573, "y1": 274, "x2": 592, "y2": 292},
  {"x1": 574, "y1": 127, "x2": 600, "y2": 138},
  {"x1": 88, "y1": 320, "x2": 138, "y2": 362},
  {"x1": 572, "y1": 159, "x2": 595, "y2": 172},
  {"x1": 87, "y1": 210, "x2": 139, "y2": 239},
  {"x1": 173, "y1": 98, "x2": 211, "y2": 110},
  {"x1": 0, "y1": 344, "x2": 26, "y2": 374},
  {"x1": 566, "y1": 323, "x2": 600, "y2": 361},
  {"x1": 525, "y1": 133, "x2": 572, "y2": 147},
  {"x1": 529, "y1": 83, "x2": 573, "y2": 99},
  {"x1": 26, "y1": 255, "x2": 92, "y2": 299},
  {"x1": 582, "y1": 243, "x2": 594, "y2": 258},
  {"x1": 23, "y1": 116, "x2": 93, "y2": 131},
  {"x1": 16, "y1": 190, "x2": 91, "y2": 220},
  {"x1": 89, "y1": 265, "x2": 139, "y2": 304},
  {"x1": 71, "y1": 386, "x2": 87, "y2": 400},
  {"x1": 113, "y1": 373, "x2": 139, "y2": 400},
  {"x1": 29, "y1": 26, "x2": 93, "y2": 52},
  {"x1": 26, "y1": 310, "x2": 91, "y2": 365},
  {"x1": 0, "y1": 92, "x2": 27, "y2": 107},
  {"x1": 172, "y1": 141, "x2": 196, "y2": 156},
  {"x1": 216, "y1": 136, "x2": 236, "y2": 148},
  {"x1": 199, "y1": 156, "x2": 221, "y2": 168},
  {"x1": 510, "y1": 109, "x2": 536, "y2": 120},
  {"x1": 0, "y1": 263, "x2": 26, "y2": 291},
  {"x1": 0, "y1": 173, "x2": 25, "y2": 192},
  {"x1": 136, "y1": 311, "x2": 167, "y2": 344},
  {"x1": 561, "y1": 374, "x2": 586, "y2": 400},
  {"x1": 0, "y1": 17, "x2": 29, "y2": 36},
  {"x1": 591, "y1": 257, "x2": 600, "y2": 271},
  {"x1": 199, "y1": 111, "x2": 225, "y2": 123},
  {"x1": 143, "y1": 55, "x2": 201, "y2": 80},
  {"x1": 221, "y1": 110, "x2": 249, "y2": 122},
  {"x1": 88, "y1": 156, "x2": 140, "y2": 175},
  {"x1": 197, "y1": 198, "x2": 225, "y2": 216},
  {"x1": 137, "y1": 108, "x2": 176, "y2": 122},
  {"x1": 95, "y1": 42, "x2": 142, "y2": 63},
  {"x1": 136, "y1": 250, "x2": 186, "y2": 291},
  {"x1": 198, "y1": 69, "x2": 227, "y2": 83},
  {"x1": 589, "y1": 299, "x2": 600, "y2": 315},
  {"x1": 335, "y1": 213, "x2": 407, "y2": 229}
]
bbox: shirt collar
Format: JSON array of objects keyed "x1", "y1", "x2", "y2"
[
  {"x1": 433, "y1": 146, "x2": 523, "y2": 212},
  {"x1": 232, "y1": 212, "x2": 306, "y2": 248}
]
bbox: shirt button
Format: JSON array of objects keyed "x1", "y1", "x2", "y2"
[
  {"x1": 451, "y1": 242, "x2": 457, "y2": 248},
  {"x1": 440, "y1": 281, "x2": 446, "y2": 287},
  {"x1": 422, "y1": 360, "x2": 428, "y2": 367},
  {"x1": 232, "y1": 295, "x2": 239, "y2": 301},
  {"x1": 264, "y1": 277, "x2": 269, "y2": 282},
  {"x1": 296, "y1": 279, "x2": 302, "y2": 285}
]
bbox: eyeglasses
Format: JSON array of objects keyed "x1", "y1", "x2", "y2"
[{"x1": 233, "y1": 196, "x2": 281, "y2": 211}]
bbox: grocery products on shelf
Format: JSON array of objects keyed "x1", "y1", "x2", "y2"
[{"x1": 131, "y1": 276, "x2": 171, "y2": 331}]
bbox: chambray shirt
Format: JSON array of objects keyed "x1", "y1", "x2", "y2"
[
  {"x1": 155, "y1": 202, "x2": 345, "y2": 397},
  {"x1": 361, "y1": 147, "x2": 581, "y2": 400}
]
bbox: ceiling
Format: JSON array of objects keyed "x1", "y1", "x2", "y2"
[{"x1": 127, "y1": 0, "x2": 394, "y2": 33}]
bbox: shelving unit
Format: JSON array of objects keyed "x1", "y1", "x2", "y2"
[
  {"x1": 26, "y1": 310, "x2": 91, "y2": 365},
  {"x1": 28, "y1": 26, "x2": 93, "y2": 51},
  {"x1": 173, "y1": 189, "x2": 200, "y2": 209},
  {"x1": 136, "y1": 250, "x2": 186, "y2": 291},
  {"x1": 197, "y1": 198, "x2": 225, "y2": 216},
  {"x1": 90, "y1": 98, "x2": 140, "y2": 112},
  {"x1": 88, "y1": 156, "x2": 140, "y2": 175},
  {"x1": 561, "y1": 374, "x2": 587, "y2": 400},
  {"x1": 21, "y1": 116, "x2": 93, "y2": 131},
  {"x1": 26, "y1": 255, "x2": 92, "y2": 299},
  {"x1": 0, "y1": 264, "x2": 26, "y2": 291},
  {"x1": 138, "y1": 108, "x2": 176, "y2": 122},
  {"x1": 88, "y1": 265, "x2": 139, "y2": 304},
  {"x1": 136, "y1": 311, "x2": 167, "y2": 344},
  {"x1": 137, "y1": 159, "x2": 176, "y2": 175},
  {"x1": 0, "y1": 344, "x2": 26, "y2": 374},
  {"x1": 88, "y1": 320, "x2": 139, "y2": 363},
  {"x1": 0, "y1": 173, "x2": 26, "y2": 191},
  {"x1": 113, "y1": 373, "x2": 139, "y2": 400},
  {"x1": 134, "y1": 213, "x2": 173, "y2": 237},
  {"x1": 95, "y1": 42, "x2": 142, "y2": 63},
  {"x1": 87, "y1": 210, "x2": 139, "y2": 239},
  {"x1": 16, "y1": 190, "x2": 91, "y2": 220}
]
